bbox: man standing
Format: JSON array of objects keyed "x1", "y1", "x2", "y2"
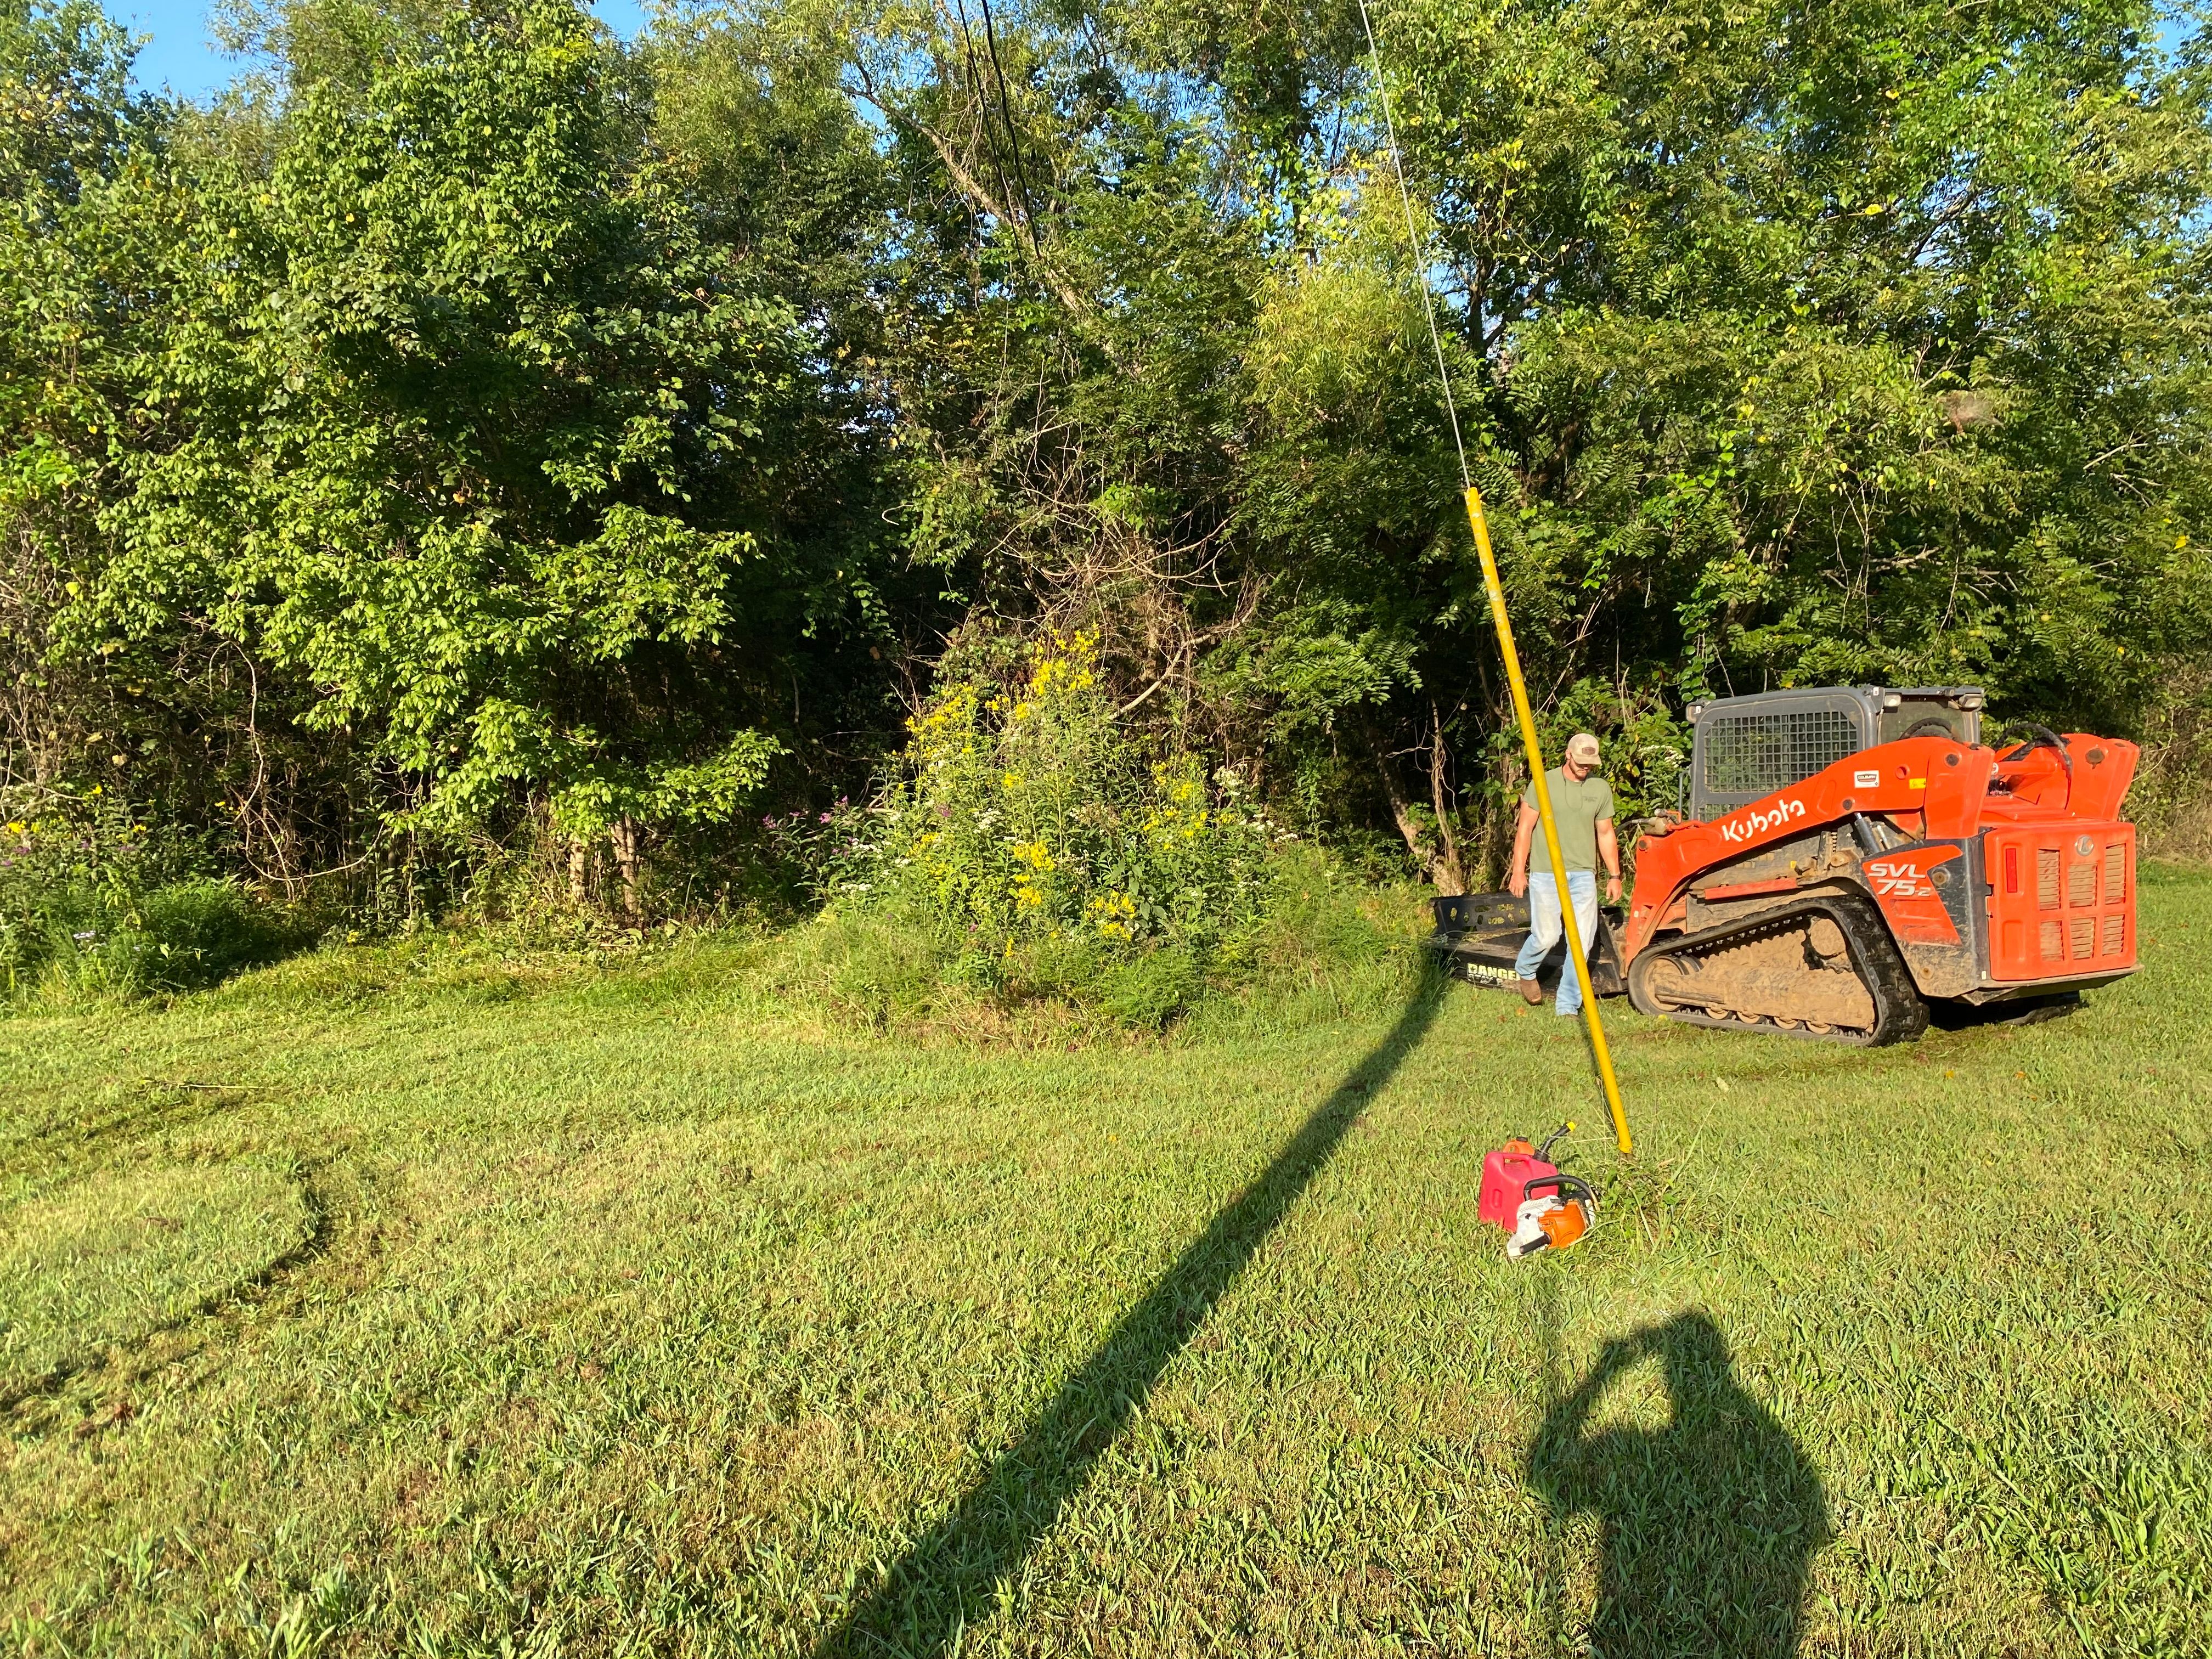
[{"x1": 1507, "y1": 731, "x2": 1620, "y2": 1016}]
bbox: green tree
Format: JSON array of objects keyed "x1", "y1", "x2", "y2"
[
  {"x1": 795, "y1": 0, "x2": 2212, "y2": 877},
  {"x1": 66, "y1": 1, "x2": 867, "y2": 878},
  {"x1": 1238, "y1": 0, "x2": 2212, "y2": 869},
  {"x1": 15, "y1": 0, "x2": 2212, "y2": 928},
  {"x1": 1, "y1": 1, "x2": 193, "y2": 833}
]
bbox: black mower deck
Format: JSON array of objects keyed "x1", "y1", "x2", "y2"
[{"x1": 1422, "y1": 892, "x2": 1628, "y2": 997}]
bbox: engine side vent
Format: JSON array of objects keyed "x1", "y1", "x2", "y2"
[{"x1": 2069, "y1": 861, "x2": 2096, "y2": 907}]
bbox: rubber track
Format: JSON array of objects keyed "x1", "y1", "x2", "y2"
[{"x1": 1627, "y1": 890, "x2": 1929, "y2": 1046}]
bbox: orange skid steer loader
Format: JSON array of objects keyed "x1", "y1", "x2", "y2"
[{"x1": 1425, "y1": 686, "x2": 2139, "y2": 1044}]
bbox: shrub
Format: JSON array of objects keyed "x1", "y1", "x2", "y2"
[
  {"x1": 116, "y1": 879, "x2": 289, "y2": 991},
  {"x1": 10, "y1": 878, "x2": 287, "y2": 1001},
  {"x1": 1099, "y1": 944, "x2": 1205, "y2": 1029},
  {"x1": 834, "y1": 633, "x2": 1285, "y2": 1017},
  {"x1": 0, "y1": 795, "x2": 289, "y2": 1001}
]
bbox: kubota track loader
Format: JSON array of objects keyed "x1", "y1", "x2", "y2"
[{"x1": 1425, "y1": 685, "x2": 2140, "y2": 1044}]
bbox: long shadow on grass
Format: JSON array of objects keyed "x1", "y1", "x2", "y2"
[
  {"x1": 1529, "y1": 1311, "x2": 1830, "y2": 1656},
  {"x1": 817, "y1": 975, "x2": 1447, "y2": 1657}
]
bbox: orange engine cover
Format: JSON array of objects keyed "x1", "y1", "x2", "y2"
[{"x1": 1985, "y1": 823, "x2": 2136, "y2": 981}]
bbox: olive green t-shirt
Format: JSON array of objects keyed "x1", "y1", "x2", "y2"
[{"x1": 1521, "y1": 767, "x2": 1615, "y2": 871}]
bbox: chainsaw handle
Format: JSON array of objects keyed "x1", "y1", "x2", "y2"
[{"x1": 1523, "y1": 1171, "x2": 1595, "y2": 1206}]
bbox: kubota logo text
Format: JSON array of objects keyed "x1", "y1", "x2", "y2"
[{"x1": 1718, "y1": 797, "x2": 1807, "y2": 844}]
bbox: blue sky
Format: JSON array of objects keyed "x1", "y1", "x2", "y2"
[
  {"x1": 119, "y1": 0, "x2": 650, "y2": 99},
  {"x1": 112, "y1": 0, "x2": 2199, "y2": 104}
]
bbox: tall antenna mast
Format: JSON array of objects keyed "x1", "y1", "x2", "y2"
[{"x1": 1352, "y1": 1, "x2": 1634, "y2": 1154}]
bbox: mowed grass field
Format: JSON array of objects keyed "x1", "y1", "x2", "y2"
[{"x1": 3, "y1": 870, "x2": 2209, "y2": 1658}]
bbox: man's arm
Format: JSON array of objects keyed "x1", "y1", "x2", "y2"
[
  {"x1": 1508, "y1": 802, "x2": 1538, "y2": 896},
  {"x1": 1597, "y1": 817, "x2": 1621, "y2": 904}
]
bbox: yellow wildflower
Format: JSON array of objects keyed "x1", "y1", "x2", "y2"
[{"x1": 1085, "y1": 890, "x2": 1136, "y2": 938}]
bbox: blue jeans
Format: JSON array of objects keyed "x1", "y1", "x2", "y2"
[{"x1": 1516, "y1": 870, "x2": 1600, "y2": 1017}]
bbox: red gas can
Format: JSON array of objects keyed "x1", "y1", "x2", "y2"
[{"x1": 1479, "y1": 1138, "x2": 1559, "y2": 1228}]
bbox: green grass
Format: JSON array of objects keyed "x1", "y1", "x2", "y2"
[
  {"x1": 1, "y1": 1159, "x2": 312, "y2": 1402},
  {"x1": 1, "y1": 870, "x2": 2208, "y2": 1656}
]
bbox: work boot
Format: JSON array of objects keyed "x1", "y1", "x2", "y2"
[{"x1": 1518, "y1": 977, "x2": 1543, "y2": 1005}]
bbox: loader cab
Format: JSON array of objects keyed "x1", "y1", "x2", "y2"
[{"x1": 1683, "y1": 686, "x2": 1985, "y2": 822}]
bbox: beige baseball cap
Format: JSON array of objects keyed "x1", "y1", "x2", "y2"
[{"x1": 1565, "y1": 732, "x2": 1602, "y2": 763}]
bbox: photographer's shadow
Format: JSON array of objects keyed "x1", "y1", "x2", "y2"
[{"x1": 1528, "y1": 1311, "x2": 1830, "y2": 1657}]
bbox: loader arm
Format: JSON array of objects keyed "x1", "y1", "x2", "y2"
[{"x1": 1625, "y1": 737, "x2": 1996, "y2": 963}]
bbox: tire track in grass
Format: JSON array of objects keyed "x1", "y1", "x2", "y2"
[
  {"x1": 0, "y1": 1155, "x2": 346, "y2": 1420},
  {"x1": 817, "y1": 975, "x2": 1447, "y2": 1657}
]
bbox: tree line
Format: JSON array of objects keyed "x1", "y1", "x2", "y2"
[{"x1": 7, "y1": 0, "x2": 2211, "y2": 922}]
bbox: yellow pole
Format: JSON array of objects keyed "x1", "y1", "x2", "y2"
[{"x1": 1463, "y1": 485, "x2": 1633, "y2": 1156}]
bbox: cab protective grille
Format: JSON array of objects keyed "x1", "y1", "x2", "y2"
[{"x1": 1703, "y1": 708, "x2": 1859, "y2": 795}]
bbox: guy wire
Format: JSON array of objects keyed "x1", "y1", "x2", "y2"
[{"x1": 1353, "y1": 0, "x2": 1471, "y2": 490}]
